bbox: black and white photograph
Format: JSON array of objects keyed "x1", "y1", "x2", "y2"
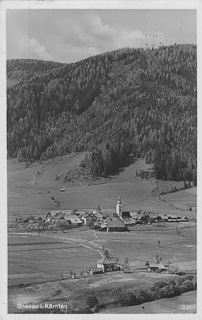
[{"x1": 0, "y1": 0, "x2": 200, "y2": 317}]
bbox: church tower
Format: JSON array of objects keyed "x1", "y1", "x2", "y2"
[{"x1": 116, "y1": 196, "x2": 122, "y2": 219}]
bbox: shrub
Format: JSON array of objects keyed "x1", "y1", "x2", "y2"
[
  {"x1": 120, "y1": 292, "x2": 136, "y2": 306},
  {"x1": 157, "y1": 286, "x2": 170, "y2": 299},
  {"x1": 178, "y1": 285, "x2": 187, "y2": 294},
  {"x1": 174, "y1": 277, "x2": 184, "y2": 286},
  {"x1": 135, "y1": 289, "x2": 149, "y2": 304},
  {"x1": 145, "y1": 288, "x2": 157, "y2": 301},
  {"x1": 182, "y1": 280, "x2": 194, "y2": 291},
  {"x1": 153, "y1": 281, "x2": 168, "y2": 291},
  {"x1": 166, "y1": 285, "x2": 176, "y2": 298},
  {"x1": 86, "y1": 295, "x2": 99, "y2": 309},
  {"x1": 182, "y1": 275, "x2": 194, "y2": 282},
  {"x1": 173, "y1": 286, "x2": 181, "y2": 296},
  {"x1": 168, "y1": 279, "x2": 176, "y2": 286}
]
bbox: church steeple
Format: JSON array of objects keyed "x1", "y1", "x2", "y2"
[{"x1": 116, "y1": 196, "x2": 122, "y2": 218}]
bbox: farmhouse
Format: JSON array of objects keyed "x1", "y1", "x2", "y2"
[
  {"x1": 106, "y1": 219, "x2": 127, "y2": 232},
  {"x1": 45, "y1": 211, "x2": 83, "y2": 226},
  {"x1": 146, "y1": 261, "x2": 166, "y2": 272},
  {"x1": 91, "y1": 209, "x2": 103, "y2": 222},
  {"x1": 46, "y1": 210, "x2": 72, "y2": 221},
  {"x1": 97, "y1": 257, "x2": 118, "y2": 272},
  {"x1": 80, "y1": 212, "x2": 93, "y2": 225}
]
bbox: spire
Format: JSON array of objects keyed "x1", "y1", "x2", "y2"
[
  {"x1": 116, "y1": 196, "x2": 122, "y2": 218},
  {"x1": 117, "y1": 196, "x2": 122, "y2": 204}
]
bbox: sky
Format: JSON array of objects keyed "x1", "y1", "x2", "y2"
[{"x1": 6, "y1": 9, "x2": 196, "y2": 63}]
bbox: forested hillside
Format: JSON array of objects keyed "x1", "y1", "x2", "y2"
[
  {"x1": 7, "y1": 59, "x2": 65, "y2": 82},
  {"x1": 7, "y1": 45, "x2": 197, "y2": 183}
]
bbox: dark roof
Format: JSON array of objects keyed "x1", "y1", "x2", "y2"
[
  {"x1": 67, "y1": 215, "x2": 83, "y2": 223},
  {"x1": 122, "y1": 211, "x2": 131, "y2": 219},
  {"x1": 107, "y1": 219, "x2": 125, "y2": 228},
  {"x1": 81, "y1": 213, "x2": 91, "y2": 218},
  {"x1": 147, "y1": 261, "x2": 165, "y2": 269},
  {"x1": 51, "y1": 212, "x2": 67, "y2": 220},
  {"x1": 167, "y1": 215, "x2": 181, "y2": 219},
  {"x1": 97, "y1": 257, "x2": 117, "y2": 265},
  {"x1": 90, "y1": 267, "x2": 103, "y2": 273}
]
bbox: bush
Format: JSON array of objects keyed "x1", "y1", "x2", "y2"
[
  {"x1": 174, "y1": 277, "x2": 184, "y2": 286},
  {"x1": 110, "y1": 289, "x2": 121, "y2": 303},
  {"x1": 168, "y1": 279, "x2": 176, "y2": 286},
  {"x1": 135, "y1": 289, "x2": 149, "y2": 304},
  {"x1": 86, "y1": 295, "x2": 98, "y2": 309},
  {"x1": 153, "y1": 281, "x2": 168, "y2": 291},
  {"x1": 157, "y1": 286, "x2": 170, "y2": 299},
  {"x1": 178, "y1": 285, "x2": 188, "y2": 294},
  {"x1": 182, "y1": 275, "x2": 194, "y2": 282},
  {"x1": 182, "y1": 280, "x2": 194, "y2": 291},
  {"x1": 173, "y1": 285, "x2": 182, "y2": 296},
  {"x1": 144, "y1": 289, "x2": 157, "y2": 301},
  {"x1": 120, "y1": 292, "x2": 136, "y2": 306}
]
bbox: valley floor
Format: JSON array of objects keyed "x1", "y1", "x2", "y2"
[{"x1": 6, "y1": 155, "x2": 197, "y2": 314}]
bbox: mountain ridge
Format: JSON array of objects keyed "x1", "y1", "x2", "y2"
[{"x1": 7, "y1": 44, "x2": 197, "y2": 183}]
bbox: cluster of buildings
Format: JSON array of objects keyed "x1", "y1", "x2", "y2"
[
  {"x1": 13, "y1": 195, "x2": 188, "y2": 232},
  {"x1": 45, "y1": 196, "x2": 135, "y2": 232},
  {"x1": 44, "y1": 195, "x2": 189, "y2": 231}
]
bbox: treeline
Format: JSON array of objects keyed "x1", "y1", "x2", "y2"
[
  {"x1": 7, "y1": 59, "x2": 65, "y2": 82},
  {"x1": 7, "y1": 44, "x2": 197, "y2": 182}
]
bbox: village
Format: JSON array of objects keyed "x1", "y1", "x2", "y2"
[
  {"x1": 11, "y1": 195, "x2": 189, "y2": 233},
  {"x1": 8, "y1": 196, "x2": 191, "y2": 281}
]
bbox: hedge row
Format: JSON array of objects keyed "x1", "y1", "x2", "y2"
[{"x1": 110, "y1": 275, "x2": 196, "y2": 307}]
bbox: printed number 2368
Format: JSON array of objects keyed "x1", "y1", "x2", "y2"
[{"x1": 181, "y1": 304, "x2": 196, "y2": 310}]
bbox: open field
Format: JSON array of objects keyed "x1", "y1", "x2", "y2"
[
  {"x1": 7, "y1": 155, "x2": 197, "y2": 222},
  {"x1": 8, "y1": 229, "x2": 100, "y2": 287},
  {"x1": 8, "y1": 221, "x2": 196, "y2": 313},
  {"x1": 161, "y1": 188, "x2": 197, "y2": 212},
  {"x1": 8, "y1": 222, "x2": 196, "y2": 286},
  {"x1": 7, "y1": 154, "x2": 197, "y2": 313}
]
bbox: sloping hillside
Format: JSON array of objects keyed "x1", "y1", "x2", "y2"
[
  {"x1": 8, "y1": 154, "x2": 196, "y2": 223},
  {"x1": 7, "y1": 59, "x2": 66, "y2": 84},
  {"x1": 7, "y1": 45, "x2": 197, "y2": 182}
]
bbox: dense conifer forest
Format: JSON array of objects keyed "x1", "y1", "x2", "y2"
[{"x1": 7, "y1": 44, "x2": 197, "y2": 183}]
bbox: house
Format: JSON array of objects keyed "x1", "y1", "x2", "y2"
[
  {"x1": 46, "y1": 211, "x2": 83, "y2": 226},
  {"x1": 164, "y1": 214, "x2": 183, "y2": 222},
  {"x1": 89, "y1": 267, "x2": 103, "y2": 275},
  {"x1": 106, "y1": 219, "x2": 127, "y2": 232},
  {"x1": 46, "y1": 210, "x2": 72, "y2": 221},
  {"x1": 122, "y1": 211, "x2": 131, "y2": 219},
  {"x1": 91, "y1": 210, "x2": 103, "y2": 223},
  {"x1": 146, "y1": 260, "x2": 166, "y2": 272},
  {"x1": 97, "y1": 257, "x2": 118, "y2": 272},
  {"x1": 121, "y1": 211, "x2": 134, "y2": 225},
  {"x1": 46, "y1": 211, "x2": 67, "y2": 223},
  {"x1": 80, "y1": 213, "x2": 93, "y2": 225},
  {"x1": 67, "y1": 215, "x2": 83, "y2": 226}
]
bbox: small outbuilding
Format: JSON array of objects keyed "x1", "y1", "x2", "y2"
[{"x1": 89, "y1": 267, "x2": 103, "y2": 276}]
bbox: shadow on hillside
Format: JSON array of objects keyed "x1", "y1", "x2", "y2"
[{"x1": 108, "y1": 156, "x2": 138, "y2": 181}]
